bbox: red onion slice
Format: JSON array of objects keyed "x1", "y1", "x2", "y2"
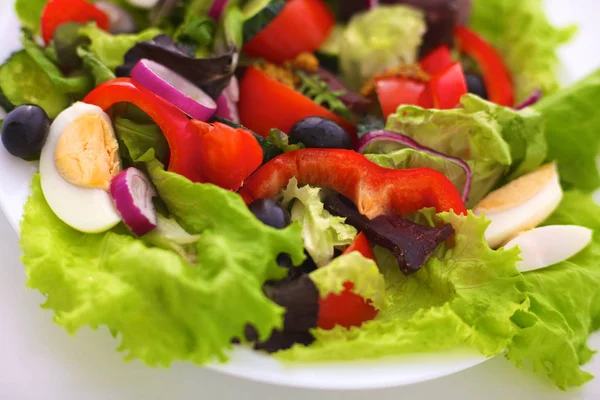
[
  {"x1": 110, "y1": 168, "x2": 158, "y2": 236},
  {"x1": 515, "y1": 89, "x2": 542, "y2": 110},
  {"x1": 358, "y1": 130, "x2": 472, "y2": 202},
  {"x1": 215, "y1": 76, "x2": 239, "y2": 123},
  {"x1": 131, "y1": 59, "x2": 217, "y2": 121},
  {"x1": 368, "y1": 0, "x2": 379, "y2": 7},
  {"x1": 208, "y1": 0, "x2": 231, "y2": 20}
]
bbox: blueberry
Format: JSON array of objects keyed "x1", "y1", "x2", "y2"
[
  {"x1": 249, "y1": 198, "x2": 291, "y2": 229},
  {"x1": 289, "y1": 117, "x2": 352, "y2": 149},
  {"x1": 1, "y1": 105, "x2": 50, "y2": 159},
  {"x1": 465, "y1": 72, "x2": 488, "y2": 100}
]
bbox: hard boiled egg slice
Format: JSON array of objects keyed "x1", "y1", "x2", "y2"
[
  {"x1": 505, "y1": 225, "x2": 593, "y2": 272},
  {"x1": 474, "y1": 163, "x2": 563, "y2": 248},
  {"x1": 40, "y1": 102, "x2": 122, "y2": 233}
]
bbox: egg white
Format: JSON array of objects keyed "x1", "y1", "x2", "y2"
[{"x1": 40, "y1": 102, "x2": 121, "y2": 233}]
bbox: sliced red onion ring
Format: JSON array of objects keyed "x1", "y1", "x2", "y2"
[
  {"x1": 368, "y1": 0, "x2": 379, "y2": 7},
  {"x1": 131, "y1": 59, "x2": 217, "y2": 121},
  {"x1": 215, "y1": 76, "x2": 239, "y2": 123},
  {"x1": 515, "y1": 89, "x2": 542, "y2": 110},
  {"x1": 95, "y1": 2, "x2": 137, "y2": 34},
  {"x1": 358, "y1": 130, "x2": 472, "y2": 202},
  {"x1": 208, "y1": 0, "x2": 231, "y2": 20},
  {"x1": 110, "y1": 168, "x2": 158, "y2": 236}
]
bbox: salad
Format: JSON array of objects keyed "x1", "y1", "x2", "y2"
[{"x1": 1, "y1": 0, "x2": 599, "y2": 390}]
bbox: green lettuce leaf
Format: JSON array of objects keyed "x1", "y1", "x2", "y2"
[
  {"x1": 280, "y1": 178, "x2": 357, "y2": 267},
  {"x1": 470, "y1": 0, "x2": 576, "y2": 102},
  {"x1": 278, "y1": 211, "x2": 527, "y2": 361},
  {"x1": 365, "y1": 148, "x2": 469, "y2": 202},
  {"x1": 21, "y1": 169, "x2": 305, "y2": 365},
  {"x1": 505, "y1": 191, "x2": 600, "y2": 389},
  {"x1": 79, "y1": 24, "x2": 162, "y2": 71},
  {"x1": 15, "y1": 0, "x2": 47, "y2": 32},
  {"x1": 534, "y1": 68, "x2": 600, "y2": 191},
  {"x1": 386, "y1": 94, "x2": 546, "y2": 205},
  {"x1": 339, "y1": 5, "x2": 426, "y2": 90},
  {"x1": 113, "y1": 117, "x2": 169, "y2": 163},
  {"x1": 77, "y1": 46, "x2": 115, "y2": 86},
  {"x1": 310, "y1": 251, "x2": 386, "y2": 309}
]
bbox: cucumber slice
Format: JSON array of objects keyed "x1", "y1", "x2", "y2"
[
  {"x1": 0, "y1": 51, "x2": 70, "y2": 119},
  {"x1": 242, "y1": 0, "x2": 285, "y2": 43}
]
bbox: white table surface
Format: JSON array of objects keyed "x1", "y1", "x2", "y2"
[{"x1": 2, "y1": 0, "x2": 600, "y2": 399}]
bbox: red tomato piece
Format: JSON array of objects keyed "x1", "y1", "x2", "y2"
[
  {"x1": 375, "y1": 77, "x2": 430, "y2": 118},
  {"x1": 420, "y1": 45, "x2": 453, "y2": 76},
  {"x1": 343, "y1": 232, "x2": 375, "y2": 261},
  {"x1": 244, "y1": 0, "x2": 335, "y2": 63},
  {"x1": 238, "y1": 67, "x2": 356, "y2": 140},
  {"x1": 429, "y1": 62, "x2": 468, "y2": 109},
  {"x1": 317, "y1": 282, "x2": 379, "y2": 330},
  {"x1": 41, "y1": 0, "x2": 110, "y2": 44}
]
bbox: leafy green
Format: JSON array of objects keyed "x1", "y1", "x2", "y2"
[
  {"x1": 386, "y1": 94, "x2": 547, "y2": 206},
  {"x1": 266, "y1": 129, "x2": 304, "y2": 153},
  {"x1": 113, "y1": 117, "x2": 169, "y2": 163},
  {"x1": 0, "y1": 50, "x2": 70, "y2": 119},
  {"x1": 470, "y1": 0, "x2": 577, "y2": 102},
  {"x1": 79, "y1": 24, "x2": 162, "y2": 71},
  {"x1": 15, "y1": 0, "x2": 47, "y2": 32},
  {"x1": 505, "y1": 191, "x2": 600, "y2": 389},
  {"x1": 339, "y1": 5, "x2": 426, "y2": 90},
  {"x1": 310, "y1": 252, "x2": 386, "y2": 309},
  {"x1": 534, "y1": 68, "x2": 600, "y2": 191},
  {"x1": 142, "y1": 214, "x2": 201, "y2": 264},
  {"x1": 21, "y1": 167, "x2": 305, "y2": 365},
  {"x1": 21, "y1": 30, "x2": 93, "y2": 95},
  {"x1": 280, "y1": 178, "x2": 357, "y2": 267},
  {"x1": 77, "y1": 46, "x2": 116, "y2": 86},
  {"x1": 365, "y1": 148, "x2": 469, "y2": 202},
  {"x1": 278, "y1": 211, "x2": 527, "y2": 361},
  {"x1": 296, "y1": 71, "x2": 353, "y2": 121}
]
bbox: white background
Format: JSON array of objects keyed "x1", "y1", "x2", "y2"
[{"x1": 1, "y1": 0, "x2": 600, "y2": 399}]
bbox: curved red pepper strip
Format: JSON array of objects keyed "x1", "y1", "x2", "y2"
[
  {"x1": 83, "y1": 78, "x2": 206, "y2": 183},
  {"x1": 455, "y1": 26, "x2": 515, "y2": 107},
  {"x1": 238, "y1": 149, "x2": 466, "y2": 218},
  {"x1": 41, "y1": 0, "x2": 110, "y2": 44}
]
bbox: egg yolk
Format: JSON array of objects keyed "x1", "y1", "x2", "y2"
[{"x1": 54, "y1": 113, "x2": 121, "y2": 190}]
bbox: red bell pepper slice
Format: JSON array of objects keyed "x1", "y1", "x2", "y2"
[
  {"x1": 455, "y1": 26, "x2": 514, "y2": 107},
  {"x1": 244, "y1": 0, "x2": 335, "y2": 63},
  {"x1": 84, "y1": 78, "x2": 262, "y2": 190},
  {"x1": 420, "y1": 45, "x2": 453, "y2": 76},
  {"x1": 41, "y1": 0, "x2": 110, "y2": 44},
  {"x1": 317, "y1": 281, "x2": 379, "y2": 330},
  {"x1": 239, "y1": 67, "x2": 356, "y2": 140},
  {"x1": 318, "y1": 233, "x2": 379, "y2": 330},
  {"x1": 238, "y1": 149, "x2": 466, "y2": 218},
  {"x1": 429, "y1": 62, "x2": 468, "y2": 109},
  {"x1": 375, "y1": 77, "x2": 430, "y2": 119}
]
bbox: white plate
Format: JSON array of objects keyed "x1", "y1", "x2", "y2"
[{"x1": 0, "y1": 0, "x2": 597, "y2": 391}]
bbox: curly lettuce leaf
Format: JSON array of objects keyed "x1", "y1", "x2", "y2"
[
  {"x1": 505, "y1": 191, "x2": 600, "y2": 389},
  {"x1": 280, "y1": 178, "x2": 357, "y2": 267},
  {"x1": 339, "y1": 5, "x2": 426, "y2": 90},
  {"x1": 113, "y1": 117, "x2": 169, "y2": 163},
  {"x1": 470, "y1": 0, "x2": 576, "y2": 102},
  {"x1": 15, "y1": 0, "x2": 47, "y2": 32},
  {"x1": 386, "y1": 94, "x2": 546, "y2": 205},
  {"x1": 310, "y1": 251, "x2": 386, "y2": 309},
  {"x1": 21, "y1": 171, "x2": 305, "y2": 365},
  {"x1": 79, "y1": 24, "x2": 162, "y2": 71},
  {"x1": 278, "y1": 211, "x2": 526, "y2": 361},
  {"x1": 534, "y1": 68, "x2": 600, "y2": 191}
]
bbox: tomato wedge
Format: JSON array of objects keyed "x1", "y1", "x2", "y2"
[
  {"x1": 342, "y1": 232, "x2": 375, "y2": 260},
  {"x1": 375, "y1": 77, "x2": 430, "y2": 119},
  {"x1": 455, "y1": 26, "x2": 514, "y2": 107},
  {"x1": 317, "y1": 281, "x2": 379, "y2": 330},
  {"x1": 41, "y1": 0, "x2": 110, "y2": 44},
  {"x1": 429, "y1": 62, "x2": 468, "y2": 109},
  {"x1": 244, "y1": 0, "x2": 335, "y2": 63},
  {"x1": 420, "y1": 45, "x2": 453, "y2": 76},
  {"x1": 239, "y1": 67, "x2": 356, "y2": 140}
]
